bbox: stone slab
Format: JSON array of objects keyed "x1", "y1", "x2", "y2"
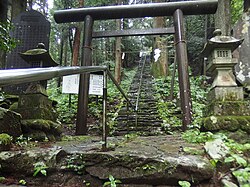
[
  {"x1": 203, "y1": 115, "x2": 250, "y2": 133},
  {"x1": 204, "y1": 100, "x2": 250, "y2": 116}
]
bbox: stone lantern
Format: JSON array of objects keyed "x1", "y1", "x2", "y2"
[
  {"x1": 19, "y1": 43, "x2": 58, "y2": 68},
  {"x1": 13, "y1": 43, "x2": 62, "y2": 141},
  {"x1": 201, "y1": 29, "x2": 244, "y2": 101},
  {"x1": 19, "y1": 43, "x2": 58, "y2": 94},
  {"x1": 201, "y1": 30, "x2": 250, "y2": 135}
]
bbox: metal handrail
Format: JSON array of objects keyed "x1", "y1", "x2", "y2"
[
  {"x1": 134, "y1": 56, "x2": 146, "y2": 128},
  {"x1": 135, "y1": 56, "x2": 146, "y2": 111},
  {"x1": 107, "y1": 70, "x2": 134, "y2": 109},
  {"x1": 0, "y1": 66, "x2": 133, "y2": 108},
  {"x1": 0, "y1": 66, "x2": 106, "y2": 87}
]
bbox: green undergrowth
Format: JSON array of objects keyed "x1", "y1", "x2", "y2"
[
  {"x1": 154, "y1": 63, "x2": 209, "y2": 132},
  {"x1": 182, "y1": 129, "x2": 250, "y2": 186}
]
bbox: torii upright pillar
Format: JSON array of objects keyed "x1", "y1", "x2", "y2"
[
  {"x1": 76, "y1": 15, "x2": 93, "y2": 135},
  {"x1": 173, "y1": 9, "x2": 192, "y2": 130}
]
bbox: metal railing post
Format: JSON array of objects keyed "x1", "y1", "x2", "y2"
[
  {"x1": 169, "y1": 54, "x2": 177, "y2": 101},
  {"x1": 135, "y1": 55, "x2": 146, "y2": 128},
  {"x1": 102, "y1": 69, "x2": 108, "y2": 150}
]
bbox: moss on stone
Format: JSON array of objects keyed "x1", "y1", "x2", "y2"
[
  {"x1": 21, "y1": 119, "x2": 62, "y2": 141},
  {"x1": 25, "y1": 130, "x2": 47, "y2": 141},
  {"x1": 22, "y1": 119, "x2": 51, "y2": 132},
  {"x1": 203, "y1": 116, "x2": 250, "y2": 133},
  {"x1": 0, "y1": 133, "x2": 12, "y2": 151},
  {"x1": 15, "y1": 94, "x2": 58, "y2": 121},
  {"x1": 9, "y1": 102, "x2": 18, "y2": 111},
  {"x1": 0, "y1": 133, "x2": 13, "y2": 145},
  {"x1": 0, "y1": 107, "x2": 22, "y2": 137}
]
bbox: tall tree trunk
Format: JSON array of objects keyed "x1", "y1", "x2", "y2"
[
  {"x1": 244, "y1": 0, "x2": 250, "y2": 12},
  {"x1": 215, "y1": 0, "x2": 231, "y2": 36},
  {"x1": 64, "y1": 35, "x2": 69, "y2": 66},
  {"x1": 11, "y1": 0, "x2": 27, "y2": 20},
  {"x1": 72, "y1": 0, "x2": 84, "y2": 66},
  {"x1": 0, "y1": 0, "x2": 8, "y2": 21},
  {"x1": 0, "y1": 0, "x2": 8, "y2": 69},
  {"x1": 115, "y1": 19, "x2": 122, "y2": 84},
  {"x1": 72, "y1": 27, "x2": 82, "y2": 66},
  {"x1": 115, "y1": 0, "x2": 122, "y2": 84},
  {"x1": 152, "y1": 14, "x2": 168, "y2": 77}
]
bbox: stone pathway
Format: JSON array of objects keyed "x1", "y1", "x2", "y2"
[{"x1": 0, "y1": 135, "x2": 214, "y2": 187}]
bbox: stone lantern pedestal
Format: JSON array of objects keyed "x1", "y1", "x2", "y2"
[{"x1": 201, "y1": 30, "x2": 250, "y2": 134}]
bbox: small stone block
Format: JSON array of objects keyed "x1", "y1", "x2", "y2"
[{"x1": 208, "y1": 87, "x2": 244, "y2": 101}]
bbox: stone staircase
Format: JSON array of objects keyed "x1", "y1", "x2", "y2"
[{"x1": 114, "y1": 59, "x2": 164, "y2": 135}]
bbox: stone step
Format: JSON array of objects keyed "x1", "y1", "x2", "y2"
[{"x1": 114, "y1": 61, "x2": 165, "y2": 135}]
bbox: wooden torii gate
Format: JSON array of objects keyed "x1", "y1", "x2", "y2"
[{"x1": 54, "y1": 0, "x2": 218, "y2": 135}]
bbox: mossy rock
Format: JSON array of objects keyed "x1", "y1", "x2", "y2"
[
  {"x1": 22, "y1": 119, "x2": 50, "y2": 132},
  {"x1": 21, "y1": 119, "x2": 62, "y2": 141},
  {"x1": 226, "y1": 130, "x2": 250, "y2": 144},
  {"x1": 0, "y1": 95, "x2": 19, "y2": 109},
  {"x1": 18, "y1": 107, "x2": 57, "y2": 121},
  {"x1": 24, "y1": 130, "x2": 47, "y2": 141},
  {"x1": 0, "y1": 107, "x2": 22, "y2": 137},
  {"x1": 203, "y1": 116, "x2": 250, "y2": 133},
  {"x1": 0, "y1": 133, "x2": 12, "y2": 151}
]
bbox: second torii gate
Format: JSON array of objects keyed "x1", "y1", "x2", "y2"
[{"x1": 54, "y1": 0, "x2": 218, "y2": 135}]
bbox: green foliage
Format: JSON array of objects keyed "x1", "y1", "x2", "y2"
[
  {"x1": 0, "y1": 176, "x2": 5, "y2": 183},
  {"x1": 33, "y1": 162, "x2": 48, "y2": 177},
  {"x1": 0, "y1": 21, "x2": 17, "y2": 52},
  {"x1": 19, "y1": 179, "x2": 27, "y2": 185},
  {"x1": 124, "y1": 133, "x2": 138, "y2": 141},
  {"x1": 178, "y1": 181, "x2": 191, "y2": 187},
  {"x1": 65, "y1": 154, "x2": 85, "y2": 175},
  {"x1": 103, "y1": 175, "x2": 121, "y2": 187},
  {"x1": 0, "y1": 133, "x2": 12, "y2": 145},
  {"x1": 142, "y1": 164, "x2": 156, "y2": 171},
  {"x1": 154, "y1": 63, "x2": 209, "y2": 131},
  {"x1": 182, "y1": 129, "x2": 213, "y2": 144},
  {"x1": 224, "y1": 154, "x2": 247, "y2": 167},
  {"x1": 15, "y1": 135, "x2": 35, "y2": 147},
  {"x1": 47, "y1": 81, "x2": 78, "y2": 123},
  {"x1": 183, "y1": 147, "x2": 204, "y2": 155},
  {"x1": 231, "y1": 0, "x2": 243, "y2": 24},
  {"x1": 232, "y1": 167, "x2": 250, "y2": 187}
]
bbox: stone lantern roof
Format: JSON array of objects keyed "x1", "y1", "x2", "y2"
[
  {"x1": 19, "y1": 43, "x2": 58, "y2": 67},
  {"x1": 201, "y1": 29, "x2": 244, "y2": 57}
]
